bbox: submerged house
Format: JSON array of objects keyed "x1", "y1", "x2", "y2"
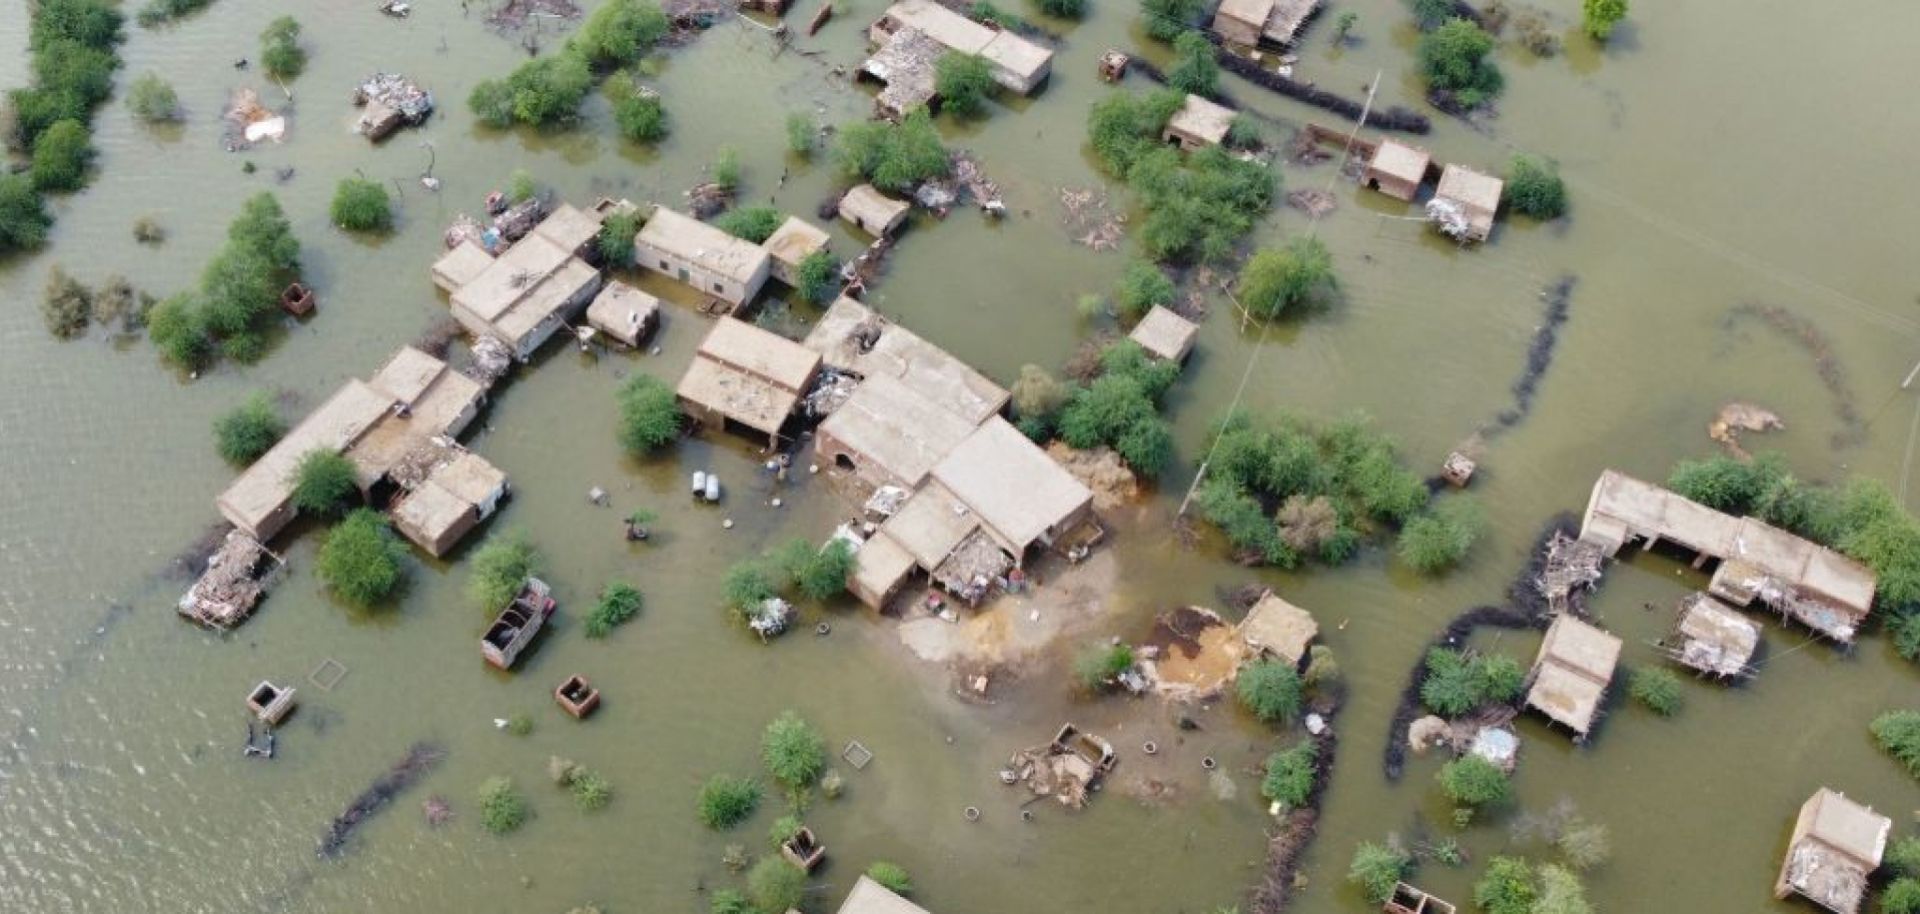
[
  {"x1": 1523, "y1": 614, "x2": 1622, "y2": 737},
  {"x1": 839, "y1": 184, "x2": 912, "y2": 238},
  {"x1": 1365, "y1": 138, "x2": 1432, "y2": 201},
  {"x1": 584, "y1": 280, "x2": 661, "y2": 348},
  {"x1": 861, "y1": 26, "x2": 944, "y2": 119},
  {"x1": 836, "y1": 875, "x2": 935, "y2": 914},
  {"x1": 931, "y1": 417, "x2": 1095, "y2": 564},
  {"x1": 1580, "y1": 469, "x2": 1877, "y2": 642},
  {"x1": 868, "y1": 0, "x2": 1054, "y2": 96},
  {"x1": 1775, "y1": 788, "x2": 1891, "y2": 914},
  {"x1": 1162, "y1": 93, "x2": 1236, "y2": 152},
  {"x1": 804, "y1": 296, "x2": 1009, "y2": 425},
  {"x1": 390, "y1": 447, "x2": 510, "y2": 557},
  {"x1": 1428, "y1": 163, "x2": 1504, "y2": 243},
  {"x1": 1128, "y1": 305, "x2": 1199, "y2": 362},
  {"x1": 763, "y1": 216, "x2": 832, "y2": 288},
  {"x1": 634, "y1": 205, "x2": 773, "y2": 307},
  {"x1": 848, "y1": 528, "x2": 918, "y2": 610},
  {"x1": 1211, "y1": 0, "x2": 1321, "y2": 46},
  {"x1": 442, "y1": 208, "x2": 606, "y2": 361},
  {"x1": 1236, "y1": 589, "x2": 1319, "y2": 666},
  {"x1": 676, "y1": 317, "x2": 823, "y2": 444}
]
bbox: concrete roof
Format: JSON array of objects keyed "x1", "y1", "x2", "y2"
[
  {"x1": 452, "y1": 234, "x2": 572, "y2": 323},
  {"x1": 1215, "y1": 0, "x2": 1274, "y2": 26},
  {"x1": 1800, "y1": 788, "x2": 1891, "y2": 867},
  {"x1": 1265, "y1": 0, "x2": 1321, "y2": 41},
  {"x1": 1526, "y1": 615, "x2": 1621, "y2": 734},
  {"x1": 866, "y1": 27, "x2": 942, "y2": 114},
  {"x1": 1583, "y1": 469, "x2": 1740, "y2": 555},
  {"x1": 1128, "y1": 305, "x2": 1199, "y2": 361},
  {"x1": 835, "y1": 876, "x2": 934, "y2": 914},
  {"x1": 349, "y1": 350, "x2": 486, "y2": 488},
  {"x1": 1167, "y1": 94, "x2": 1236, "y2": 145},
  {"x1": 529, "y1": 202, "x2": 604, "y2": 254},
  {"x1": 218, "y1": 381, "x2": 393, "y2": 535},
  {"x1": 697, "y1": 317, "x2": 822, "y2": 392},
  {"x1": 851, "y1": 529, "x2": 917, "y2": 605},
  {"x1": 763, "y1": 216, "x2": 831, "y2": 268},
  {"x1": 429, "y1": 450, "x2": 507, "y2": 505},
  {"x1": 432, "y1": 240, "x2": 495, "y2": 292},
  {"x1": 881, "y1": 480, "x2": 981, "y2": 570},
  {"x1": 804, "y1": 297, "x2": 1009, "y2": 424},
  {"x1": 1526, "y1": 662, "x2": 1607, "y2": 735},
  {"x1": 1538, "y1": 614, "x2": 1622, "y2": 681},
  {"x1": 979, "y1": 30, "x2": 1053, "y2": 82},
  {"x1": 585, "y1": 280, "x2": 660, "y2": 342},
  {"x1": 1436, "y1": 163, "x2": 1504, "y2": 215},
  {"x1": 1676, "y1": 592, "x2": 1760, "y2": 674},
  {"x1": 1369, "y1": 138, "x2": 1432, "y2": 184},
  {"x1": 821, "y1": 374, "x2": 981, "y2": 488},
  {"x1": 933, "y1": 416, "x2": 1093, "y2": 553},
  {"x1": 840, "y1": 184, "x2": 910, "y2": 233},
  {"x1": 677, "y1": 355, "x2": 800, "y2": 437},
  {"x1": 494, "y1": 258, "x2": 599, "y2": 346},
  {"x1": 1237, "y1": 591, "x2": 1318, "y2": 664},
  {"x1": 880, "y1": 0, "x2": 994, "y2": 53},
  {"x1": 637, "y1": 205, "x2": 772, "y2": 285},
  {"x1": 391, "y1": 479, "x2": 473, "y2": 545}
]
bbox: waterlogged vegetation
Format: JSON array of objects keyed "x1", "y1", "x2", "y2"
[{"x1": 1087, "y1": 90, "x2": 1274, "y2": 263}]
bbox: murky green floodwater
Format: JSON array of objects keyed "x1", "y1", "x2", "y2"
[{"x1": 2, "y1": 0, "x2": 1918, "y2": 912}]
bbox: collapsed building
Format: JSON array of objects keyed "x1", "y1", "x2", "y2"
[
  {"x1": 1522, "y1": 614, "x2": 1622, "y2": 738},
  {"x1": 862, "y1": 0, "x2": 1053, "y2": 118},
  {"x1": 1775, "y1": 788, "x2": 1891, "y2": 914},
  {"x1": 1211, "y1": 0, "x2": 1321, "y2": 47}
]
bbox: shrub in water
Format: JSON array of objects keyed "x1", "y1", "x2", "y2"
[
  {"x1": 1884, "y1": 878, "x2": 1920, "y2": 914},
  {"x1": 785, "y1": 112, "x2": 815, "y2": 156},
  {"x1": 469, "y1": 52, "x2": 594, "y2": 128},
  {"x1": 617, "y1": 374, "x2": 682, "y2": 454},
  {"x1": 1506, "y1": 154, "x2": 1568, "y2": 219},
  {"x1": 1166, "y1": 31, "x2": 1219, "y2": 97},
  {"x1": 834, "y1": 109, "x2": 950, "y2": 193},
  {"x1": 714, "y1": 205, "x2": 784, "y2": 243},
  {"x1": 1115, "y1": 259, "x2": 1175, "y2": 319},
  {"x1": 30, "y1": 119, "x2": 93, "y2": 192},
  {"x1": 1141, "y1": 0, "x2": 1205, "y2": 40},
  {"x1": 1348, "y1": 841, "x2": 1411, "y2": 905},
  {"x1": 1437, "y1": 754, "x2": 1510, "y2": 807},
  {"x1": 697, "y1": 775, "x2": 761, "y2": 829},
  {"x1": 794, "y1": 249, "x2": 838, "y2": 304},
  {"x1": 291, "y1": 450, "x2": 359, "y2": 515},
  {"x1": 709, "y1": 889, "x2": 753, "y2": 914},
  {"x1": 331, "y1": 178, "x2": 393, "y2": 232},
  {"x1": 126, "y1": 72, "x2": 180, "y2": 122},
  {"x1": 260, "y1": 16, "x2": 305, "y2": 79},
  {"x1": 217, "y1": 394, "x2": 288, "y2": 463},
  {"x1": 569, "y1": 768, "x2": 613, "y2": 811},
  {"x1": 1871, "y1": 710, "x2": 1920, "y2": 779},
  {"x1": 1397, "y1": 496, "x2": 1486, "y2": 574},
  {"x1": 747, "y1": 858, "x2": 805, "y2": 913},
  {"x1": 1073, "y1": 641, "x2": 1135, "y2": 692},
  {"x1": 934, "y1": 52, "x2": 994, "y2": 117},
  {"x1": 1260, "y1": 741, "x2": 1317, "y2": 807},
  {"x1": 1237, "y1": 659, "x2": 1305, "y2": 724},
  {"x1": 1629, "y1": 666, "x2": 1683, "y2": 716},
  {"x1": 868, "y1": 861, "x2": 914, "y2": 894},
  {"x1": 478, "y1": 777, "x2": 529, "y2": 834},
  {"x1": 468, "y1": 533, "x2": 542, "y2": 611},
  {"x1": 1417, "y1": 18, "x2": 1502, "y2": 108},
  {"x1": 41, "y1": 265, "x2": 92, "y2": 338},
  {"x1": 585, "y1": 582, "x2": 642, "y2": 638},
  {"x1": 1239, "y1": 236, "x2": 1336, "y2": 319},
  {"x1": 604, "y1": 73, "x2": 668, "y2": 142},
  {"x1": 0, "y1": 175, "x2": 53, "y2": 252},
  {"x1": 762, "y1": 711, "x2": 827, "y2": 791},
  {"x1": 713, "y1": 146, "x2": 741, "y2": 191},
  {"x1": 317, "y1": 510, "x2": 405, "y2": 606},
  {"x1": 573, "y1": 0, "x2": 668, "y2": 69},
  {"x1": 598, "y1": 209, "x2": 642, "y2": 263},
  {"x1": 1473, "y1": 856, "x2": 1536, "y2": 914},
  {"x1": 1533, "y1": 863, "x2": 1593, "y2": 914}
]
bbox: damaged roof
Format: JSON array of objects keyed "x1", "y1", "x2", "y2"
[
  {"x1": 1237, "y1": 590, "x2": 1318, "y2": 664},
  {"x1": 804, "y1": 297, "x2": 1009, "y2": 425},
  {"x1": 763, "y1": 215, "x2": 831, "y2": 268},
  {"x1": 1525, "y1": 615, "x2": 1622, "y2": 735}
]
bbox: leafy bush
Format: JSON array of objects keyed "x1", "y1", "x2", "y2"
[
  {"x1": 1506, "y1": 154, "x2": 1567, "y2": 219},
  {"x1": 790, "y1": 539, "x2": 854, "y2": 601},
  {"x1": 1167, "y1": 31, "x2": 1219, "y2": 97},
  {"x1": 713, "y1": 146, "x2": 741, "y2": 191},
  {"x1": 1872, "y1": 710, "x2": 1920, "y2": 779},
  {"x1": 260, "y1": 16, "x2": 305, "y2": 79},
  {"x1": 1581, "y1": 0, "x2": 1627, "y2": 40},
  {"x1": 317, "y1": 510, "x2": 406, "y2": 606},
  {"x1": 585, "y1": 582, "x2": 642, "y2": 638},
  {"x1": 698, "y1": 775, "x2": 761, "y2": 828},
  {"x1": 469, "y1": 534, "x2": 542, "y2": 611},
  {"x1": 0, "y1": 175, "x2": 53, "y2": 252},
  {"x1": 507, "y1": 713, "x2": 534, "y2": 736},
  {"x1": 1237, "y1": 659, "x2": 1304, "y2": 723},
  {"x1": 768, "y1": 813, "x2": 804, "y2": 846},
  {"x1": 1418, "y1": 19, "x2": 1502, "y2": 108},
  {"x1": 292, "y1": 450, "x2": 359, "y2": 515},
  {"x1": 136, "y1": 0, "x2": 211, "y2": 27},
  {"x1": 479, "y1": 777, "x2": 529, "y2": 834},
  {"x1": 1261, "y1": 741, "x2": 1317, "y2": 807},
  {"x1": 723, "y1": 561, "x2": 779, "y2": 615},
  {"x1": 616, "y1": 374, "x2": 681, "y2": 454},
  {"x1": 1408, "y1": 0, "x2": 1455, "y2": 29},
  {"x1": 1556, "y1": 820, "x2": 1611, "y2": 870},
  {"x1": 1074, "y1": 641, "x2": 1136, "y2": 691},
  {"x1": 1397, "y1": 496, "x2": 1486, "y2": 573},
  {"x1": 214, "y1": 393, "x2": 285, "y2": 464},
  {"x1": 935, "y1": 52, "x2": 995, "y2": 117},
  {"x1": 598, "y1": 209, "x2": 642, "y2": 263},
  {"x1": 785, "y1": 112, "x2": 816, "y2": 156},
  {"x1": 835, "y1": 108, "x2": 950, "y2": 193},
  {"x1": 30, "y1": 119, "x2": 92, "y2": 192},
  {"x1": 1141, "y1": 0, "x2": 1205, "y2": 40},
  {"x1": 125, "y1": 72, "x2": 179, "y2": 122},
  {"x1": 147, "y1": 294, "x2": 211, "y2": 368},
  {"x1": 508, "y1": 169, "x2": 538, "y2": 204},
  {"x1": 1056, "y1": 341, "x2": 1179, "y2": 476},
  {"x1": 1885, "y1": 879, "x2": 1920, "y2": 914},
  {"x1": 1348, "y1": 841, "x2": 1412, "y2": 905},
  {"x1": 794, "y1": 249, "x2": 838, "y2": 304},
  {"x1": 1534, "y1": 864, "x2": 1593, "y2": 914},
  {"x1": 573, "y1": 0, "x2": 668, "y2": 68},
  {"x1": 1473, "y1": 856, "x2": 1536, "y2": 914},
  {"x1": 860, "y1": 861, "x2": 911, "y2": 894},
  {"x1": 747, "y1": 858, "x2": 806, "y2": 914},
  {"x1": 1239, "y1": 236, "x2": 1336, "y2": 319},
  {"x1": 469, "y1": 51, "x2": 594, "y2": 128},
  {"x1": 713, "y1": 205, "x2": 784, "y2": 243},
  {"x1": 1087, "y1": 91, "x2": 1274, "y2": 263},
  {"x1": 1116, "y1": 259, "x2": 1175, "y2": 319},
  {"x1": 1629, "y1": 667, "x2": 1682, "y2": 716},
  {"x1": 710, "y1": 889, "x2": 754, "y2": 914},
  {"x1": 143, "y1": 193, "x2": 300, "y2": 369},
  {"x1": 1420, "y1": 647, "x2": 1522, "y2": 716},
  {"x1": 1012, "y1": 364, "x2": 1073, "y2": 432},
  {"x1": 1893, "y1": 612, "x2": 1920, "y2": 662},
  {"x1": 1034, "y1": 0, "x2": 1085, "y2": 17},
  {"x1": 570, "y1": 768, "x2": 613, "y2": 811},
  {"x1": 604, "y1": 73, "x2": 668, "y2": 142},
  {"x1": 331, "y1": 178, "x2": 393, "y2": 232},
  {"x1": 1889, "y1": 836, "x2": 1920, "y2": 877},
  {"x1": 1437, "y1": 755, "x2": 1510, "y2": 807},
  {"x1": 762, "y1": 711, "x2": 827, "y2": 791},
  {"x1": 41, "y1": 265, "x2": 92, "y2": 338}
]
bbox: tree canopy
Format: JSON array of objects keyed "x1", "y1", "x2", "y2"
[
  {"x1": 834, "y1": 108, "x2": 951, "y2": 193},
  {"x1": 1417, "y1": 18, "x2": 1502, "y2": 108},
  {"x1": 317, "y1": 509, "x2": 406, "y2": 607},
  {"x1": 934, "y1": 53, "x2": 994, "y2": 117},
  {"x1": 616, "y1": 374, "x2": 681, "y2": 454},
  {"x1": 1581, "y1": 0, "x2": 1627, "y2": 40},
  {"x1": 1238, "y1": 236, "x2": 1336, "y2": 319},
  {"x1": 291, "y1": 450, "x2": 359, "y2": 515},
  {"x1": 1166, "y1": 31, "x2": 1219, "y2": 97}
]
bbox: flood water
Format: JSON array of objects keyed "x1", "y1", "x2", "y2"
[{"x1": 2, "y1": 1, "x2": 1918, "y2": 912}]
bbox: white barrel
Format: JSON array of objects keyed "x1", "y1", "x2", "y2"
[
  {"x1": 704, "y1": 475, "x2": 721, "y2": 502},
  {"x1": 692, "y1": 470, "x2": 707, "y2": 494}
]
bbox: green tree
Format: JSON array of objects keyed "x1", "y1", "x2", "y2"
[
  {"x1": 1397, "y1": 496, "x2": 1486, "y2": 574},
  {"x1": 834, "y1": 108, "x2": 950, "y2": 193},
  {"x1": 723, "y1": 560, "x2": 779, "y2": 616},
  {"x1": 1260, "y1": 741, "x2": 1317, "y2": 807},
  {"x1": 1872, "y1": 710, "x2": 1920, "y2": 779},
  {"x1": 785, "y1": 112, "x2": 816, "y2": 156},
  {"x1": 794, "y1": 249, "x2": 838, "y2": 304},
  {"x1": 1507, "y1": 154, "x2": 1568, "y2": 219},
  {"x1": 1348, "y1": 841, "x2": 1412, "y2": 905},
  {"x1": 1473, "y1": 856, "x2": 1536, "y2": 914},
  {"x1": 1141, "y1": 0, "x2": 1205, "y2": 40},
  {"x1": 573, "y1": 0, "x2": 668, "y2": 69},
  {"x1": 147, "y1": 294, "x2": 211, "y2": 369},
  {"x1": 478, "y1": 776, "x2": 529, "y2": 834},
  {"x1": 1437, "y1": 754, "x2": 1510, "y2": 807},
  {"x1": 1035, "y1": 0, "x2": 1085, "y2": 16},
  {"x1": 317, "y1": 510, "x2": 406, "y2": 606},
  {"x1": 935, "y1": 52, "x2": 995, "y2": 117},
  {"x1": 762, "y1": 711, "x2": 827, "y2": 791},
  {"x1": 214, "y1": 393, "x2": 285, "y2": 464},
  {"x1": 585, "y1": 582, "x2": 643, "y2": 638},
  {"x1": 40, "y1": 265, "x2": 91, "y2": 339},
  {"x1": 1629, "y1": 666, "x2": 1683, "y2": 716},
  {"x1": 1408, "y1": 0, "x2": 1454, "y2": 29},
  {"x1": 1581, "y1": 0, "x2": 1627, "y2": 40},
  {"x1": 1534, "y1": 864, "x2": 1593, "y2": 914},
  {"x1": 125, "y1": 72, "x2": 180, "y2": 122},
  {"x1": 1115, "y1": 259, "x2": 1175, "y2": 319},
  {"x1": 1057, "y1": 374, "x2": 1172, "y2": 476},
  {"x1": 869, "y1": 861, "x2": 914, "y2": 894},
  {"x1": 616, "y1": 373, "x2": 682, "y2": 454},
  {"x1": 713, "y1": 146, "x2": 741, "y2": 191},
  {"x1": 1074, "y1": 641, "x2": 1136, "y2": 691},
  {"x1": 469, "y1": 51, "x2": 595, "y2": 128},
  {"x1": 30, "y1": 119, "x2": 92, "y2": 192},
  {"x1": 604, "y1": 73, "x2": 668, "y2": 142},
  {"x1": 229, "y1": 192, "x2": 301, "y2": 273},
  {"x1": 137, "y1": 0, "x2": 212, "y2": 26},
  {"x1": 1884, "y1": 879, "x2": 1920, "y2": 914},
  {"x1": 747, "y1": 858, "x2": 806, "y2": 913},
  {"x1": 469, "y1": 534, "x2": 542, "y2": 611},
  {"x1": 697, "y1": 775, "x2": 761, "y2": 828},
  {"x1": 330, "y1": 177, "x2": 393, "y2": 232},
  {"x1": 713, "y1": 205, "x2": 784, "y2": 243},
  {"x1": 1418, "y1": 18, "x2": 1502, "y2": 108},
  {"x1": 1238, "y1": 236, "x2": 1336, "y2": 319},
  {"x1": 260, "y1": 16, "x2": 305, "y2": 79},
  {"x1": 789, "y1": 539, "x2": 853, "y2": 601},
  {"x1": 598, "y1": 209, "x2": 642, "y2": 263},
  {"x1": 1890, "y1": 836, "x2": 1920, "y2": 877},
  {"x1": 1166, "y1": 31, "x2": 1219, "y2": 97},
  {"x1": 1011, "y1": 364, "x2": 1072, "y2": 432},
  {"x1": 1237, "y1": 659, "x2": 1305, "y2": 723},
  {"x1": 292, "y1": 450, "x2": 358, "y2": 515},
  {"x1": 0, "y1": 175, "x2": 52, "y2": 252},
  {"x1": 710, "y1": 889, "x2": 754, "y2": 914}
]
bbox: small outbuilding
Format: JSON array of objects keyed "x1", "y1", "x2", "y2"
[
  {"x1": 763, "y1": 216, "x2": 832, "y2": 288},
  {"x1": 835, "y1": 875, "x2": 934, "y2": 914},
  {"x1": 1670, "y1": 592, "x2": 1760, "y2": 678},
  {"x1": 1211, "y1": 0, "x2": 1320, "y2": 46},
  {"x1": 849, "y1": 529, "x2": 917, "y2": 610},
  {"x1": 1523, "y1": 614, "x2": 1622, "y2": 737},
  {"x1": 634, "y1": 205, "x2": 773, "y2": 307},
  {"x1": 390, "y1": 450, "x2": 510, "y2": 557},
  {"x1": 676, "y1": 317, "x2": 823, "y2": 444},
  {"x1": 1162, "y1": 93, "x2": 1236, "y2": 152},
  {"x1": 1429, "y1": 164, "x2": 1504, "y2": 243},
  {"x1": 585, "y1": 280, "x2": 661, "y2": 348},
  {"x1": 1775, "y1": 788, "x2": 1890, "y2": 914},
  {"x1": 930, "y1": 417, "x2": 1096, "y2": 564},
  {"x1": 839, "y1": 184, "x2": 911, "y2": 238},
  {"x1": 1128, "y1": 305, "x2": 1200, "y2": 362},
  {"x1": 431, "y1": 239, "x2": 495, "y2": 294},
  {"x1": 1365, "y1": 138, "x2": 1432, "y2": 202},
  {"x1": 1236, "y1": 589, "x2": 1318, "y2": 666}
]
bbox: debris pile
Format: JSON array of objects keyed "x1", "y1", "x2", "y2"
[
  {"x1": 1003, "y1": 725, "x2": 1116, "y2": 808},
  {"x1": 486, "y1": 0, "x2": 582, "y2": 30},
  {"x1": 748, "y1": 597, "x2": 795, "y2": 639},
  {"x1": 1045, "y1": 442, "x2": 1139, "y2": 511},
  {"x1": 223, "y1": 88, "x2": 286, "y2": 151},
  {"x1": 353, "y1": 73, "x2": 435, "y2": 141},
  {"x1": 1285, "y1": 188, "x2": 1336, "y2": 218},
  {"x1": 319, "y1": 742, "x2": 447, "y2": 857},
  {"x1": 468, "y1": 336, "x2": 515, "y2": 385},
  {"x1": 1708, "y1": 401, "x2": 1784, "y2": 459},
  {"x1": 1534, "y1": 531, "x2": 1604, "y2": 617},
  {"x1": 178, "y1": 531, "x2": 283, "y2": 629},
  {"x1": 1058, "y1": 186, "x2": 1125, "y2": 251}
]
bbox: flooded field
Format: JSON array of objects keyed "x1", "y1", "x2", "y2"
[{"x1": 1, "y1": 0, "x2": 1917, "y2": 912}]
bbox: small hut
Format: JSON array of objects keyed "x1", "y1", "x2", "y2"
[
  {"x1": 763, "y1": 216, "x2": 832, "y2": 288},
  {"x1": 1775, "y1": 788, "x2": 1890, "y2": 914},
  {"x1": 839, "y1": 184, "x2": 910, "y2": 237},
  {"x1": 1523, "y1": 615, "x2": 1622, "y2": 737},
  {"x1": 1365, "y1": 138, "x2": 1432, "y2": 201},
  {"x1": 1670, "y1": 592, "x2": 1760, "y2": 678},
  {"x1": 1098, "y1": 49, "x2": 1130, "y2": 82},
  {"x1": 1236, "y1": 590, "x2": 1318, "y2": 666},
  {"x1": 1162, "y1": 94, "x2": 1236, "y2": 151},
  {"x1": 247, "y1": 681, "x2": 296, "y2": 725},
  {"x1": 1429, "y1": 164, "x2": 1503, "y2": 243},
  {"x1": 1128, "y1": 305, "x2": 1199, "y2": 362},
  {"x1": 1385, "y1": 883, "x2": 1458, "y2": 914},
  {"x1": 585, "y1": 280, "x2": 661, "y2": 348}
]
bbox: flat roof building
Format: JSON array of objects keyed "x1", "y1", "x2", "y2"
[
  {"x1": 804, "y1": 297, "x2": 1009, "y2": 425},
  {"x1": 528, "y1": 202, "x2": 604, "y2": 259},
  {"x1": 849, "y1": 529, "x2": 917, "y2": 610},
  {"x1": 839, "y1": 184, "x2": 911, "y2": 238},
  {"x1": 349, "y1": 347, "x2": 488, "y2": 489},
  {"x1": 880, "y1": 480, "x2": 982, "y2": 572},
  {"x1": 1523, "y1": 614, "x2": 1622, "y2": 737},
  {"x1": 585, "y1": 280, "x2": 661, "y2": 348},
  {"x1": 862, "y1": 27, "x2": 943, "y2": 120},
  {"x1": 763, "y1": 216, "x2": 832, "y2": 288},
  {"x1": 836, "y1": 875, "x2": 934, "y2": 914},
  {"x1": 817, "y1": 374, "x2": 981, "y2": 491},
  {"x1": 431, "y1": 239, "x2": 495, "y2": 294},
  {"x1": 635, "y1": 205, "x2": 773, "y2": 307},
  {"x1": 1162, "y1": 94, "x2": 1236, "y2": 151},
  {"x1": 1365, "y1": 138, "x2": 1432, "y2": 201},
  {"x1": 390, "y1": 449, "x2": 509, "y2": 556},
  {"x1": 1237, "y1": 590, "x2": 1318, "y2": 665},
  {"x1": 1211, "y1": 0, "x2": 1321, "y2": 46},
  {"x1": 676, "y1": 317, "x2": 822, "y2": 443},
  {"x1": 1430, "y1": 163, "x2": 1503, "y2": 243},
  {"x1": 931, "y1": 416, "x2": 1095, "y2": 562},
  {"x1": 1128, "y1": 305, "x2": 1199, "y2": 362},
  {"x1": 869, "y1": 0, "x2": 1053, "y2": 95},
  {"x1": 447, "y1": 229, "x2": 604, "y2": 362},
  {"x1": 1776, "y1": 788, "x2": 1891, "y2": 914},
  {"x1": 1673, "y1": 592, "x2": 1760, "y2": 677}
]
